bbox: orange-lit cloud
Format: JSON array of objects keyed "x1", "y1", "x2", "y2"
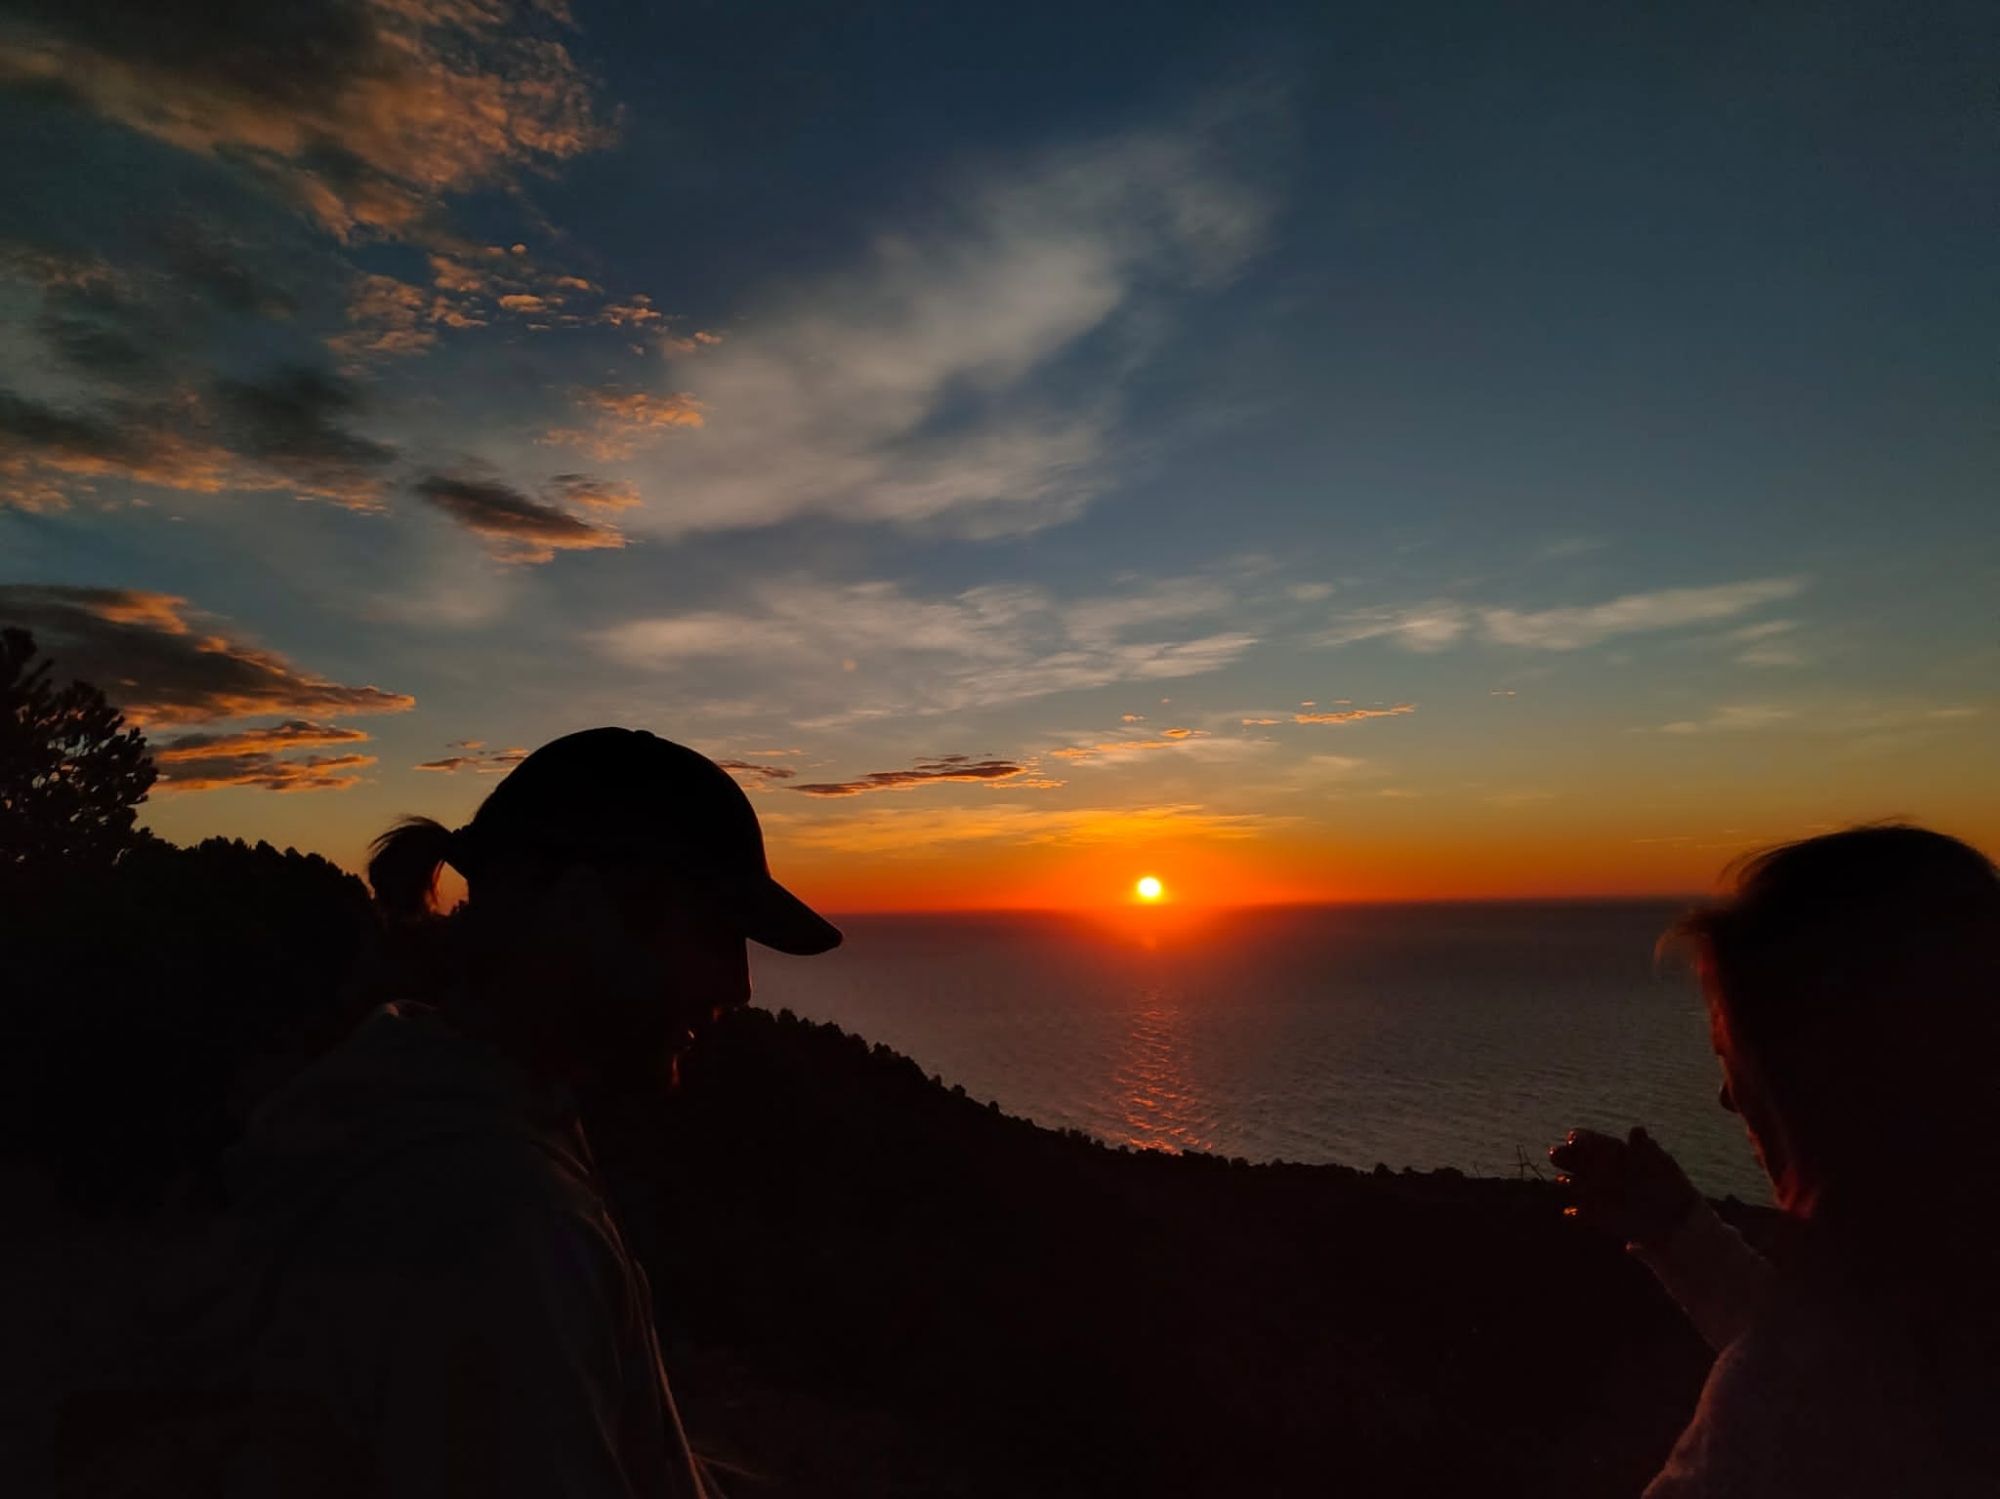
[
  {"x1": 791, "y1": 754, "x2": 1055, "y2": 797},
  {"x1": 0, "y1": 371, "x2": 394, "y2": 510},
  {"x1": 153, "y1": 721, "x2": 379, "y2": 794},
  {"x1": 0, "y1": 585, "x2": 415, "y2": 725},
  {"x1": 547, "y1": 473, "x2": 640, "y2": 511},
  {"x1": 414, "y1": 745, "x2": 529, "y2": 773},
  {"x1": 414, "y1": 472, "x2": 625, "y2": 563},
  {"x1": 0, "y1": 0, "x2": 611, "y2": 243},
  {"x1": 156, "y1": 720, "x2": 371, "y2": 761},
  {"x1": 327, "y1": 274, "x2": 436, "y2": 359},
  {"x1": 1294, "y1": 703, "x2": 1416, "y2": 724},
  {"x1": 597, "y1": 294, "x2": 664, "y2": 328},
  {"x1": 717, "y1": 759, "x2": 796, "y2": 786},
  {"x1": 156, "y1": 751, "x2": 377, "y2": 794},
  {"x1": 540, "y1": 387, "x2": 705, "y2": 459},
  {"x1": 1049, "y1": 729, "x2": 1205, "y2": 763}
]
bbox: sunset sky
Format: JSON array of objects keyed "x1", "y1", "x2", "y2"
[{"x1": 3, "y1": 0, "x2": 1993, "y2": 910}]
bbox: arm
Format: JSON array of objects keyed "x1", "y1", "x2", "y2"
[
  {"x1": 1628, "y1": 1201, "x2": 1775, "y2": 1353},
  {"x1": 1550, "y1": 1127, "x2": 1773, "y2": 1351}
]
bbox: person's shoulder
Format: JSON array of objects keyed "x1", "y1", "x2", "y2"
[{"x1": 1645, "y1": 1289, "x2": 1947, "y2": 1498}]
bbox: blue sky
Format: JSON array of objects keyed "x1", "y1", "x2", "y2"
[{"x1": 2, "y1": 0, "x2": 1993, "y2": 904}]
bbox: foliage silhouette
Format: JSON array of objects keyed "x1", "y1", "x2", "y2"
[
  {"x1": 1, "y1": 627, "x2": 155, "y2": 877},
  {"x1": 1, "y1": 835, "x2": 375, "y2": 1212}
]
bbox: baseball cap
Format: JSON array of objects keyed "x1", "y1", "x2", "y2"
[{"x1": 458, "y1": 727, "x2": 841, "y2": 955}]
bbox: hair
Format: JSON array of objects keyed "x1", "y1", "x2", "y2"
[
  {"x1": 367, "y1": 815, "x2": 463, "y2": 927},
  {"x1": 1665, "y1": 823, "x2": 1999, "y2": 1259}
]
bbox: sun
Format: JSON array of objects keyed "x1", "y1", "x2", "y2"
[{"x1": 1135, "y1": 875, "x2": 1165, "y2": 902}]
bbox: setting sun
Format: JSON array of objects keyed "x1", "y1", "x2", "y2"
[{"x1": 1135, "y1": 875, "x2": 1165, "y2": 902}]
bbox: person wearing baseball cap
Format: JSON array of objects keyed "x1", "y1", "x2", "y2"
[{"x1": 198, "y1": 730, "x2": 837, "y2": 1498}]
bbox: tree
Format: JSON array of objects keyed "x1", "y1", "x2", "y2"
[{"x1": 0, "y1": 627, "x2": 156, "y2": 874}]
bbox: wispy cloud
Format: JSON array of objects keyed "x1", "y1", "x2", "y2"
[
  {"x1": 1048, "y1": 728, "x2": 1204, "y2": 763},
  {"x1": 595, "y1": 575, "x2": 1259, "y2": 719},
  {"x1": 1, "y1": 369, "x2": 395, "y2": 511},
  {"x1": 1316, "y1": 579, "x2": 1806, "y2": 654},
  {"x1": 155, "y1": 720, "x2": 380, "y2": 792},
  {"x1": 600, "y1": 124, "x2": 1269, "y2": 539},
  {"x1": 156, "y1": 720, "x2": 370, "y2": 761},
  {"x1": 1657, "y1": 705, "x2": 1797, "y2": 735},
  {"x1": 414, "y1": 472, "x2": 625, "y2": 563},
  {"x1": 0, "y1": 585, "x2": 414, "y2": 725},
  {"x1": 1293, "y1": 703, "x2": 1416, "y2": 724},
  {"x1": 413, "y1": 743, "x2": 529, "y2": 774},
  {"x1": 154, "y1": 750, "x2": 376, "y2": 794},
  {"x1": 540, "y1": 388, "x2": 706, "y2": 459},
  {"x1": 767, "y1": 801, "x2": 1282, "y2": 855},
  {"x1": 717, "y1": 759, "x2": 797, "y2": 786},
  {"x1": 791, "y1": 755, "x2": 1058, "y2": 797}
]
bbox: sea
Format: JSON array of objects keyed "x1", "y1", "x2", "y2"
[{"x1": 753, "y1": 901, "x2": 1772, "y2": 1202}]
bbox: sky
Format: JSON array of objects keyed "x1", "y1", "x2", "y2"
[{"x1": 2, "y1": 0, "x2": 1994, "y2": 910}]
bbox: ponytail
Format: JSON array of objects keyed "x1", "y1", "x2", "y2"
[{"x1": 367, "y1": 816, "x2": 460, "y2": 925}]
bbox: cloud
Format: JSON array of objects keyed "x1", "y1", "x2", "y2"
[
  {"x1": 327, "y1": 274, "x2": 438, "y2": 359},
  {"x1": 414, "y1": 745, "x2": 529, "y2": 773},
  {"x1": 1314, "y1": 603, "x2": 1470, "y2": 653},
  {"x1": 1657, "y1": 705, "x2": 1797, "y2": 735},
  {"x1": 153, "y1": 750, "x2": 376, "y2": 793},
  {"x1": 0, "y1": 367, "x2": 393, "y2": 510},
  {"x1": 717, "y1": 759, "x2": 797, "y2": 786},
  {"x1": 0, "y1": 585, "x2": 415, "y2": 725},
  {"x1": 1294, "y1": 704, "x2": 1416, "y2": 724},
  {"x1": 593, "y1": 123, "x2": 1268, "y2": 539},
  {"x1": 539, "y1": 388, "x2": 705, "y2": 459},
  {"x1": 765, "y1": 801, "x2": 1281, "y2": 855},
  {"x1": 414, "y1": 472, "x2": 625, "y2": 563},
  {"x1": 595, "y1": 575, "x2": 1259, "y2": 719},
  {"x1": 1048, "y1": 730, "x2": 1205, "y2": 763},
  {"x1": 0, "y1": 0, "x2": 610, "y2": 242},
  {"x1": 152, "y1": 718, "x2": 379, "y2": 793},
  {"x1": 597, "y1": 294, "x2": 664, "y2": 328},
  {"x1": 208, "y1": 366, "x2": 396, "y2": 503},
  {"x1": 547, "y1": 473, "x2": 639, "y2": 511},
  {"x1": 1316, "y1": 579, "x2": 1807, "y2": 654},
  {"x1": 155, "y1": 720, "x2": 370, "y2": 760},
  {"x1": 1482, "y1": 579, "x2": 1805, "y2": 650},
  {"x1": 790, "y1": 755, "x2": 1051, "y2": 797}
]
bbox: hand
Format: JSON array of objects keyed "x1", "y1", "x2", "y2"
[{"x1": 1548, "y1": 1126, "x2": 1699, "y2": 1248}]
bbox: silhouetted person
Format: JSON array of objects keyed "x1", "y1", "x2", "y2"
[
  {"x1": 108, "y1": 730, "x2": 840, "y2": 1497},
  {"x1": 1552, "y1": 825, "x2": 1999, "y2": 1497}
]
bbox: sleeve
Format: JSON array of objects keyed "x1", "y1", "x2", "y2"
[
  {"x1": 1627, "y1": 1202, "x2": 1776, "y2": 1353},
  {"x1": 1642, "y1": 1334, "x2": 1780, "y2": 1498},
  {"x1": 370, "y1": 1208, "x2": 682, "y2": 1499}
]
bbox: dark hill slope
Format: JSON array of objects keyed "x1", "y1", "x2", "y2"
[{"x1": 602, "y1": 1006, "x2": 1751, "y2": 1498}]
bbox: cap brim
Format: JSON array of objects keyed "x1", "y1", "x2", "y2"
[{"x1": 738, "y1": 876, "x2": 843, "y2": 956}]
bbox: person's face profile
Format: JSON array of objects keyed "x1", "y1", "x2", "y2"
[{"x1": 531, "y1": 860, "x2": 750, "y2": 1090}]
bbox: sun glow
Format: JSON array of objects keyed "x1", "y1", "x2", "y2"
[{"x1": 1135, "y1": 875, "x2": 1165, "y2": 902}]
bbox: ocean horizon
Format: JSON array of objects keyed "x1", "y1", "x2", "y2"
[{"x1": 755, "y1": 899, "x2": 1771, "y2": 1202}]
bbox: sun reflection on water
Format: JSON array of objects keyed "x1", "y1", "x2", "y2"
[{"x1": 1113, "y1": 988, "x2": 1213, "y2": 1154}]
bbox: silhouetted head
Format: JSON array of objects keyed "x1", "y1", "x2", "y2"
[
  {"x1": 368, "y1": 728, "x2": 839, "y2": 1091},
  {"x1": 1666, "y1": 825, "x2": 1999, "y2": 1235}
]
